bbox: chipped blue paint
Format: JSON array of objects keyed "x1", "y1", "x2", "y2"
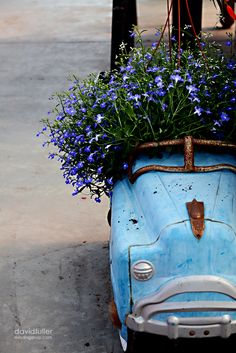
[{"x1": 109, "y1": 151, "x2": 236, "y2": 340}]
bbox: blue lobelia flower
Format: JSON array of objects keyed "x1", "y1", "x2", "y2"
[
  {"x1": 155, "y1": 76, "x2": 163, "y2": 88},
  {"x1": 194, "y1": 107, "x2": 202, "y2": 116},
  {"x1": 77, "y1": 161, "x2": 84, "y2": 169},
  {"x1": 48, "y1": 153, "x2": 55, "y2": 159},
  {"x1": 106, "y1": 177, "x2": 113, "y2": 186},
  {"x1": 84, "y1": 146, "x2": 91, "y2": 153},
  {"x1": 157, "y1": 89, "x2": 166, "y2": 97},
  {"x1": 76, "y1": 181, "x2": 84, "y2": 188},
  {"x1": 96, "y1": 114, "x2": 104, "y2": 123},
  {"x1": 226, "y1": 40, "x2": 232, "y2": 47},
  {"x1": 170, "y1": 74, "x2": 183, "y2": 84},
  {"x1": 97, "y1": 166, "x2": 103, "y2": 174},
  {"x1": 186, "y1": 85, "x2": 198, "y2": 94},
  {"x1": 87, "y1": 154, "x2": 95, "y2": 163},
  {"x1": 65, "y1": 107, "x2": 76, "y2": 116},
  {"x1": 145, "y1": 53, "x2": 152, "y2": 60},
  {"x1": 122, "y1": 162, "x2": 128, "y2": 170},
  {"x1": 84, "y1": 177, "x2": 93, "y2": 185},
  {"x1": 220, "y1": 112, "x2": 230, "y2": 122}
]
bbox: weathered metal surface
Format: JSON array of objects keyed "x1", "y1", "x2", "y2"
[
  {"x1": 128, "y1": 137, "x2": 236, "y2": 183},
  {"x1": 110, "y1": 146, "x2": 236, "y2": 343}
]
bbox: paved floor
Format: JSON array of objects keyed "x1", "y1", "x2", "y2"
[{"x1": 0, "y1": 1, "x2": 234, "y2": 353}]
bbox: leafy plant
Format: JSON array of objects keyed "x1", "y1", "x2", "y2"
[{"x1": 38, "y1": 29, "x2": 236, "y2": 201}]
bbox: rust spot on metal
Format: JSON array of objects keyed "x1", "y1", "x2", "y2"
[
  {"x1": 109, "y1": 299, "x2": 122, "y2": 329},
  {"x1": 128, "y1": 137, "x2": 236, "y2": 184},
  {"x1": 184, "y1": 136, "x2": 195, "y2": 171},
  {"x1": 186, "y1": 199, "x2": 205, "y2": 239}
]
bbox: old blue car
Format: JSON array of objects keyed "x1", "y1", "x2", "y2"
[{"x1": 109, "y1": 136, "x2": 236, "y2": 352}]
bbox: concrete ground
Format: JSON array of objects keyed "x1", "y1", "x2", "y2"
[{"x1": 0, "y1": 1, "x2": 234, "y2": 353}]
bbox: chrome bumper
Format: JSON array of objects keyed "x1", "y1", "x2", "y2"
[{"x1": 126, "y1": 276, "x2": 236, "y2": 339}]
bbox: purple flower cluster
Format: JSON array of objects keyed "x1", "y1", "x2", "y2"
[{"x1": 38, "y1": 30, "x2": 236, "y2": 201}]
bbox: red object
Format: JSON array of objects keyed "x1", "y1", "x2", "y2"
[{"x1": 226, "y1": 4, "x2": 236, "y2": 20}]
